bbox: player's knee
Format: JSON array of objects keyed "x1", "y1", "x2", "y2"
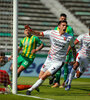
[
  {"x1": 39, "y1": 75, "x2": 41, "y2": 79},
  {"x1": 41, "y1": 71, "x2": 51, "y2": 80}
]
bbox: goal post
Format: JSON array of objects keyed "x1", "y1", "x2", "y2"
[{"x1": 12, "y1": 0, "x2": 18, "y2": 94}]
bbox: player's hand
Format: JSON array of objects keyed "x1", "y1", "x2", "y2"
[
  {"x1": 8, "y1": 55, "x2": 13, "y2": 61},
  {"x1": 24, "y1": 25, "x2": 32, "y2": 32},
  {"x1": 69, "y1": 61, "x2": 76, "y2": 65},
  {"x1": 31, "y1": 49, "x2": 37, "y2": 54}
]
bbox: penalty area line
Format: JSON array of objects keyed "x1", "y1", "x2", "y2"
[{"x1": 16, "y1": 94, "x2": 54, "y2": 100}]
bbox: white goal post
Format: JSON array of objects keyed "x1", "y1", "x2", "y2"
[{"x1": 12, "y1": 0, "x2": 18, "y2": 94}]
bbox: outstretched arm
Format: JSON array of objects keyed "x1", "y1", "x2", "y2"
[
  {"x1": 25, "y1": 25, "x2": 43, "y2": 36},
  {"x1": 30, "y1": 30, "x2": 43, "y2": 36}
]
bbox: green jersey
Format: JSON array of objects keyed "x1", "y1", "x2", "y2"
[{"x1": 19, "y1": 35, "x2": 43, "y2": 59}]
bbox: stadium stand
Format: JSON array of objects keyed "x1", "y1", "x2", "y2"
[
  {"x1": 0, "y1": 0, "x2": 58, "y2": 55},
  {"x1": 0, "y1": 0, "x2": 89, "y2": 55},
  {"x1": 58, "y1": 0, "x2": 90, "y2": 27}
]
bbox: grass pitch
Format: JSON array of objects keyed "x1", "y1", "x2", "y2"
[{"x1": 0, "y1": 77, "x2": 90, "y2": 100}]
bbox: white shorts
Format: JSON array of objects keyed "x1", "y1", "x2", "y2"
[
  {"x1": 76, "y1": 53, "x2": 90, "y2": 73},
  {"x1": 40, "y1": 57, "x2": 64, "y2": 75}
]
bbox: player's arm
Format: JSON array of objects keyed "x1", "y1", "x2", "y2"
[
  {"x1": 31, "y1": 43, "x2": 44, "y2": 54},
  {"x1": 74, "y1": 39, "x2": 79, "y2": 45},
  {"x1": 71, "y1": 46, "x2": 76, "y2": 61},
  {"x1": 18, "y1": 46, "x2": 22, "y2": 53},
  {"x1": 36, "y1": 43, "x2": 44, "y2": 52},
  {"x1": 25, "y1": 25, "x2": 43, "y2": 36},
  {"x1": 69, "y1": 37, "x2": 76, "y2": 61},
  {"x1": 66, "y1": 38, "x2": 79, "y2": 55},
  {"x1": 31, "y1": 30, "x2": 43, "y2": 36}
]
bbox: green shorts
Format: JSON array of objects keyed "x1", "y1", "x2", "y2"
[
  {"x1": 65, "y1": 51, "x2": 74, "y2": 63},
  {"x1": 17, "y1": 55, "x2": 34, "y2": 69}
]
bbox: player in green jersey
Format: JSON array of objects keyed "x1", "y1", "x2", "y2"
[
  {"x1": 51, "y1": 13, "x2": 75, "y2": 88},
  {"x1": 10, "y1": 25, "x2": 44, "y2": 77}
]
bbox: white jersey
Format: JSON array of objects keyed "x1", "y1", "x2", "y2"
[
  {"x1": 77, "y1": 33, "x2": 90, "y2": 59},
  {"x1": 42, "y1": 30, "x2": 74, "y2": 61}
]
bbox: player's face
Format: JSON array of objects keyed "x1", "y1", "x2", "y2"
[
  {"x1": 59, "y1": 16, "x2": 66, "y2": 21},
  {"x1": 58, "y1": 22, "x2": 67, "y2": 33},
  {"x1": 24, "y1": 29, "x2": 31, "y2": 36}
]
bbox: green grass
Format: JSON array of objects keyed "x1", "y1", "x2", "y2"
[{"x1": 0, "y1": 77, "x2": 90, "y2": 100}]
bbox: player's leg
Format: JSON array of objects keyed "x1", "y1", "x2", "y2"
[
  {"x1": 39, "y1": 64, "x2": 46, "y2": 79},
  {"x1": 65, "y1": 53, "x2": 80, "y2": 90},
  {"x1": 17, "y1": 85, "x2": 32, "y2": 90},
  {"x1": 26, "y1": 70, "x2": 49, "y2": 95},
  {"x1": 65, "y1": 61, "x2": 79, "y2": 90},
  {"x1": 26, "y1": 58, "x2": 51, "y2": 95},
  {"x1": 74, "y1": 57, "x2": 89, "y2": 78},
  {"x1": 59, "y1": 53, "x2": 70, "y2": 88},
  {"x1": 17, "y1": 55, "x2": 33, "y2": 77},
  {"x1": 26, "y1": 60, "x2": 64, "y2": 95},
  {"x1": 51, "y1": 69, "x2": 61, "y2": 88},
  {"x1": 63, "y1": 51, "x2": 73, "y2": 80},
  {"x1": 74, "y1": 70, "x2": 83, "y2": 78}
]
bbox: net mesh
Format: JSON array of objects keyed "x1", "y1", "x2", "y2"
[{"x1": 0, "y1": 0, "x2": 13, "y2": 55}]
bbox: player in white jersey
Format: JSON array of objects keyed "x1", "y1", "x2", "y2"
[
  {"x1": 26, "y1": 20, "x2": 76, "y2": 95},
  {"x1": 65, "y1": 26, "x2": 90, "y2": 90}
]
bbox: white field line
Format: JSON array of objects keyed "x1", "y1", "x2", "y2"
[{"x1": 16, "y1": 94, "x2": 54, "y2": 100}]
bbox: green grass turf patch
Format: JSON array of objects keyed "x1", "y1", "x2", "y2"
[{"x1": 0, "y1": 77, "x2": 90, "y2": 100}]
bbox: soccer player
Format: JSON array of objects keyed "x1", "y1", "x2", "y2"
[
  {"x1": 65, "y1": 26, "x2": 90, "y2": 90},
  {"x1": 10, "y1": 25, "x2": 44, "y2": 77},
  {"x1": 26, "y1": 20, "x2": 76, "y2": 95},
  {"x1": 51, "y1": 13, "x2": 75, "y2": 88},
  {"x1": 0, "y1": 52, "x2": 10, "y2": 67},
  {"x1": 0, "y1": 70, "x2": 33, "y2": 94},
  {"x1": 0, "y1": 53, "x2": 33, "y2": 94}
]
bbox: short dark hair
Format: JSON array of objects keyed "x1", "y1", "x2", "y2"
[
  {"x1": 60, "y1": 13, "x2": 67, "y2": 18},
  {"x1": 0, "y1": 52, "x2": 5, "y2": 56},
  {"x1": 58, "y1": 20, "x2": 67, "y2": 25}
]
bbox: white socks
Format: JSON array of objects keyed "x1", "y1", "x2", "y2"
[
  {"x1": 28, "y1": 78, "x2": 44, "y2": 92},
  {"x1": 68, "y1": 68, "x2": 76, "y2": 85}
]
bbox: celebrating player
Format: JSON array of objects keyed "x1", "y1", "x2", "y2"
[
  {"x1": 10, "y1": 25, "x2": 44, "y2": 77},
  {"x1": 65, "y1": 26, "x2": 90, "y2": 90},
  {"x1": 51, "y1": 13, "x2": 75, "y2": 88},
  {"x1": 26, "y1": 20, "x2": 76, "y2": 95}
]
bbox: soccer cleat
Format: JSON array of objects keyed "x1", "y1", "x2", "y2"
[
  {"x1": 65, "y1": 85, "x2": 71, "y2": 91},
  {"x1": 26, "y1": 90, "x2": 31, "y2": 95},
  {"x1": 49, "y1": 76, "x2": 55, "y2": 85},
  {"x1": 59, "y1": 82, "x2": 65, "y2": 88},
  {"x1": 51, "y1": 83, "x2": 59, "y2": 88},
  {"x1": 35, "y1": 87, "x2": 40, "y2": 92}
]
